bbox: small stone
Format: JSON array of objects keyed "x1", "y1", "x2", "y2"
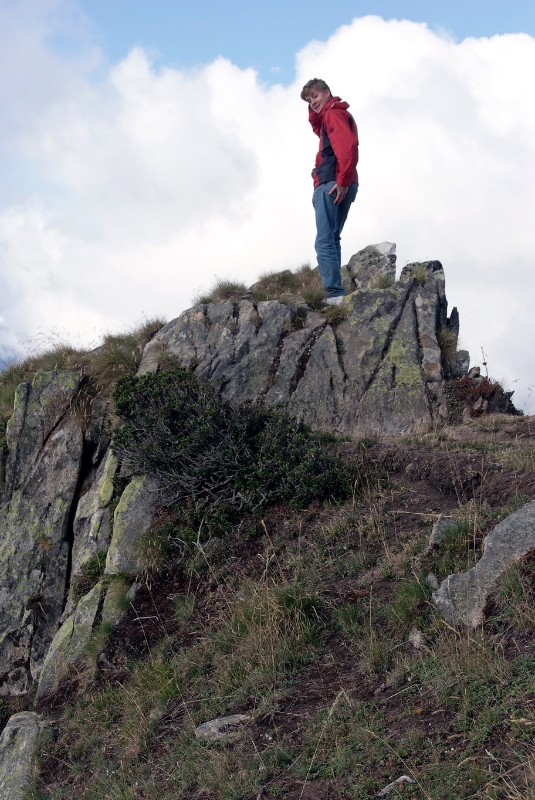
[
  {"x1": 467, "y1": 366, "x2": 481, "y2": 379},
  {"x1": 194, "y1": 714, "x2": 250, "y2": 742},
  {"x1": 455, "y1": 350, "x2": 470, "y2": 376},
  {"x1": 427, "y1": 573, "x2": 440, "y2": 591},
  {"x1": 377, "y1": 775, "x2": 416, "y2": 796},
  {"x1": 408, "y1": 627, "x2": 425, "y2": 649},
  {"x1": 428, "y1": 516, "x2": 457, "y2": 551}
]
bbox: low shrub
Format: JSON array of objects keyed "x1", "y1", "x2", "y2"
[
  {"x1": 445, "y1": 374, "x2": 505, "y2": 421},
  {"x1": 112, "y1": 367, "x2": 352, "y2": 533}
]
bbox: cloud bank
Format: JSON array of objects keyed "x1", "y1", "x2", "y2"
[{"x1": 1, "y1": 5, "x2": 534, "y2": 408}]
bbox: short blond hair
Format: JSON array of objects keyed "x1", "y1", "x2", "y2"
[{"x1": 300, "y1": 78, "x2": 331, "y2": 101}]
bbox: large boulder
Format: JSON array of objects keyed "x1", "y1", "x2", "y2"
[
  {"x1": 138, "y1": 248, "x2": 458, "y2": 437},
  {"x1": 0, "y1": 371, "x2": 84, "y2": 695},
  {"x1": 345, "y1": 241, "x2": 397, "y2": 290},
  {"x1": 432, "y1": 498, "x2": 535, "y2": 627}
]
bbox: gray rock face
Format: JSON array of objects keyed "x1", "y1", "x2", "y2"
[
  {"x1": 432, "y1": 498, "x2": 535, "y2": 628},
  {"x1": 345, "y1": 243, "x2": 397, "y2": 291},
  {"x1": 64, "y1": 449, "x2": 118, "y2": 613},
  {"x1": 0, "y1": 711, "x2": 43, "y2": 799},
  {"x1": 0, "y1": 367, "x2": 161, "y2": 697},
  {"x1": 0, "y1": 371, "x2": 84, "y2": 695},
  {"x1": 105, "y1": 473, "x2": 160, "y2": 575},
  {"x1": 139, "y1": 252, "x2": 458, "y2": 437},
  {"x1": 36, "y1": 581, "x2": 104, "y2": 699}
]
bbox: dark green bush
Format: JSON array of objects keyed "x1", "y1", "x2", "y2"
[{"x1": 112, "y1": 367, "x2": 351, "y2": 531}]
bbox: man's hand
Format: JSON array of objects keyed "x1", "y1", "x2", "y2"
[{"x1": 328, "y1": 184, "x2": 349, "y2": 205}]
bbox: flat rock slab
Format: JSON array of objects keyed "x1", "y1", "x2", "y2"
[
  {"x1": 194, "y1": 714, "x2": 250, "y2": 742},
  {"x1": 432, "y1": 498, "x2": 535, "y2": 628},
  {"x1": 0, "y1": 711, "x2": 43, "y2": 799}
]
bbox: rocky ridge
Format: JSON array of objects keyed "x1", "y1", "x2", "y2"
[{"x1": 0, "y1": 242, "x2": 525, "y2": 797}]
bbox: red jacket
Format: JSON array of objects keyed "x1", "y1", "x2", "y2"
[{"x1": 309, "y1": 96, "x2": 359, "y2": 187}]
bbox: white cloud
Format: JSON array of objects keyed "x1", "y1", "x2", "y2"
[{"x1": 0, "y1": 9, "x2": 534, "y2": 409}]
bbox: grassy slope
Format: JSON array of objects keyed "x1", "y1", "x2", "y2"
[{"x1": 20, "y1": 415, "x2": 535, "y2": 800}]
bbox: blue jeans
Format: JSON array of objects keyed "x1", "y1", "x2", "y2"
[{"x1": 312, "y1": 181, "x2": 358, "y2": 297}]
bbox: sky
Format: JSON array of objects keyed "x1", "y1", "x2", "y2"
[{"x1": 0, "y1": 0, "x2": 534, "y2": 411}]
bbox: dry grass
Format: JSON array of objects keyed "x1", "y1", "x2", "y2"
[
  {"x1": 250, "y1": 263, "x2": 325, "y2": 309},
  {"x1": 371, "y1": 272, "x2": 395, "y2": 289},
  {"x1": 0, "y1": 318, "x2": 165, "y2": 437},
  {"x1": 25, "y1": 425, "x2": 535, "y2": 800},
  {"x1": 437, "y1": 326, "x2": 458, "y2": 365},
  {"x1": 194, "y1": 278, "x2": 248, "y2": 305},
  {"x1": 412, "y1": 263, "x2": 429, "y2": 285}
]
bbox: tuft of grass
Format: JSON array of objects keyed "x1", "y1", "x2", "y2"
[
  {"x1": 412, "y1": 263, "x2": 429, "y2": 285},
  {"x1": 389, "y1": 575, "x2": 432, "y2": 630},
  {"x1": 251, "y1": 269, "x2": 300, "y2": 299},
  {"x1": 322, "y1": 304, "x2": 349, "y2": 325},
  {"x1": 194, "y1": 278, "x2": 248, "y2": 305},
  {"x1": 248, "y1": 262, "x2": 325, "y2": 308},
  {"x1": 437, "y1": 326, "x2": 458, "y2": 366},
  {"x1": 71, "y1": 551, "x2": 107, "y2": 602},
  {"x1": 371, "y1": 272, "x2": 395, "y2": 289}
]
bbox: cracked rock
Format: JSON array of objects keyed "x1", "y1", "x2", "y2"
[{"x1": 137, "y1": 248, "x2": 459, "y2": 438}]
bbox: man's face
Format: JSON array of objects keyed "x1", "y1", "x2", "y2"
[{"x1": 305, "y1": 88, "x2": 331, "y2": 114}]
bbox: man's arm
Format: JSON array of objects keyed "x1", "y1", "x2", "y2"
[{"x1": 324, "y1": 107, "x2": 359, "y2": 200}]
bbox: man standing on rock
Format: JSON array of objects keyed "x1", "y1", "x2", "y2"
[{"x1": 302, "y1": 79, "x2": 359, "y2": 306}]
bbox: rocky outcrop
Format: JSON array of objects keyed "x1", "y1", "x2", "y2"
[
  {"x1": 139, "y1": 247, "x2": 461, "y2": 437},
  {"x1": 0, "y1": 371, "x2": 84, "y2": 696},
  {"x1": 0, "y1": 243, "x2": 496, "y2": 705},
  {"x1": 0, "y1": 372, "x2": 146, "y2": 699},
  {"x1": 342, "y1": 241, "x2": 396, "y2": 291},
  {"x1": 432, "y1": 498, "x2": 535, "y2": 627},
  {"x1": 0, "y1": 711, "x2": 43, "y2": 798}
]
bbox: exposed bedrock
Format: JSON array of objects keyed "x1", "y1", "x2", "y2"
[
  {"x1": 0, "y1": 371, "x2": 84, "y2": 696},
  {"x1": 139, "y1": 246, "x2": 458, "y2": 437}
]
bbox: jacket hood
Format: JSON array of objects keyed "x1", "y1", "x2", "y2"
[{"x1": 308, "y1": 96, "x2": 349, "y2": 123}]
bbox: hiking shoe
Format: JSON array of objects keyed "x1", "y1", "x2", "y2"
[{"x1": 325, "y1": 296, "x2": 345, "y2": 306}]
